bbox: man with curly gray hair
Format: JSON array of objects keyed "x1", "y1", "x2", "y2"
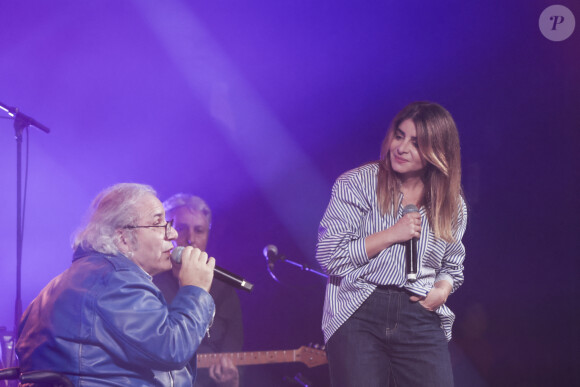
[{"x1": 16, "y1": 183, "x2": 216, "y2": 386}]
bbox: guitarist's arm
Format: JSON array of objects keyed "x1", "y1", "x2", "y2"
[
  {"x1": 220, "y1": 284, "x2": 244, "y2": 352},
  {"x1": 200, "y1": 281, "x2": 244, "y2": 387}
]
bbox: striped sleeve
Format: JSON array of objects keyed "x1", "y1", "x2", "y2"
[
  {"x1": 316, "y1": 171, "x2": 373, "y2": 277},
  {"x1": 435, "y1": 197, "x2": 468, "y2": 293}
]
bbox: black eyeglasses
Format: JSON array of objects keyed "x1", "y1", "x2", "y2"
[{"x1": 123, "y1": 219, "x2": 174, "y2": 239}]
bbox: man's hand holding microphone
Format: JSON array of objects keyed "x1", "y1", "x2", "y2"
[{"x1": 172, "y1": 246, "x2": 215, "y2": 293}]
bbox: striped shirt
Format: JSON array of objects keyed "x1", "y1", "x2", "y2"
[{"x1": 316, "y1": 162, "x2": 467, "y2": 342}]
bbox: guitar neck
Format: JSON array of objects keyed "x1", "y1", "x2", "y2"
[{"x1": 197, "y1": 349, "x2": 300, "y2": 368}]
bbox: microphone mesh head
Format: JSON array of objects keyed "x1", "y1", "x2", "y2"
[
  {"x1": 170, "y1": 246, "x2": 185, "y2": 264},
  {"x1": 402, "y1": 204, "x2": 419, "y2": 215},
  {"x1": 263, "y1": 244, "x2": 278, "y2": 259}
]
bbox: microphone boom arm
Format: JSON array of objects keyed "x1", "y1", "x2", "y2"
[
  {"x1": 264, "y1": 245, "x2": 327, "y2": 282},
  {"x1": 279, "y1": 258, "x2": 327, "y2": 279}
]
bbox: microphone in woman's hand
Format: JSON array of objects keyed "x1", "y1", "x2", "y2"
[{"x1": 402, "y1": 204, "x2": 419, "y2": 281}]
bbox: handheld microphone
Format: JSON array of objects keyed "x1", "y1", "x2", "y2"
[
  {"x1": 402, "y1": 204, "x2": 419, "y2": 281},
  {"x1": 171, "y1": 246, "x2": 254, "y2": 292}
]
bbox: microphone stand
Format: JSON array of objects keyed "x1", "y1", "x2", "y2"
[
  {"x1": 267, "y1": 252, "x2": 327, "y2": 283},
  {"x1": 0, "y1": 102, "x2": 50, "y2": 367}
]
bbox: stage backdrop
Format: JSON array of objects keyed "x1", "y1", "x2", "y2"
[{"x1": 1, "y1": 1, "x2": 578, "y2": 386}]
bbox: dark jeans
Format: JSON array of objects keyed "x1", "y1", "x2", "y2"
[{"x1": 326, "y1": 286, "x2": 453, "y2": 387}]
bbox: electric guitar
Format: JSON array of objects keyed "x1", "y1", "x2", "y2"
[{"x1": 197, "y1": 345, "x2": 327, "y2": 369}]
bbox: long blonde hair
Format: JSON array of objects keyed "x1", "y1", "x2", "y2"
[{"x1": 377, "y1": 101, "x2": 463, "y2": 242}]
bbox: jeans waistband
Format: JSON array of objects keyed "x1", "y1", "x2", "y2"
[{"x1": 374, "y1": 285, "x2": 404, "y2": 292}]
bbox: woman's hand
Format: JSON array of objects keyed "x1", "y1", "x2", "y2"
[
  {"x1": 365, "y1": 212, "x2": 421, "y2": 258},
  {"x1": 391, "y1": 212, "x2": 422, "y2": 243},
  {"x1": 209, "y1": 356, "x2": 240, "y2": 387},
  {"x1": 409, "y1": 280, "x2": 452, "y2": 311}
]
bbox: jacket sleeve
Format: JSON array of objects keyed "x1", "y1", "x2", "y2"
[
  {"x1": 316, "y1": 174, "x2": 372, "y2": 277},
  {"x1": 435, "y1": 197, "x2": 468, "y2": 293},
  {"x1": 93, "y1": 271, "x2": 215, "y2": 371}
]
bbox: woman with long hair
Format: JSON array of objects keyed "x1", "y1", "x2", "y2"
[{"x1": 316, "y1": 101, "x2": 467, "y2": 386}]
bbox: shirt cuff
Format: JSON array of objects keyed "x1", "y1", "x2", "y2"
[
  {"x1": 348, "y1": 237, "x2": 370, "y2": 268},
  {"x1": 435, "y1": 273, "x2": 454, "y2": 291}
]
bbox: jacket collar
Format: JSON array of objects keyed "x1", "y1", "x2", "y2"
[{"x1": 72, "y1": 246, "x2": 152, "y2": 279}]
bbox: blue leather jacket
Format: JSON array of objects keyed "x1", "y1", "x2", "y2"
[{"x1": 16, "y1": 248, "x2": 215, "y2": 386}]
